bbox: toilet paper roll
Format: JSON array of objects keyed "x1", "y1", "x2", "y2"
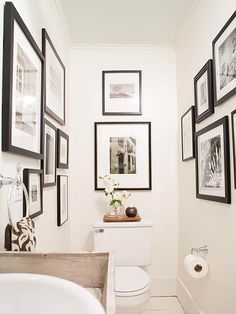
[{"x1": 184, "y1": 254, "x2": 208, "y2": 279}]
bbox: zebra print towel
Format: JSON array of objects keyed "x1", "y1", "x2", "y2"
[{"x1": 4, "y1": 217, "x2": 36, "y2": 251}]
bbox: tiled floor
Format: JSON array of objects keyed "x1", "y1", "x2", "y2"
[{"x1": 141, "y1": 296, "x2": 185, "y2": 314}]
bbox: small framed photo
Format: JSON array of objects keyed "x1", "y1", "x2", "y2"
[
  {"x1": 42, "y1": 119, "x2": 57, "y2": 187},
  {"x1": 194, "y1": 60, "x2": 214, "y2": 123},
  {"x1": 57, "y1": 175, "x2": 68, "y2": 226},
  {"x1": 181, "y1": 106, "x2": 195, "y2": 161},
  {"x1": 23, "y1": 169, "x2": 43, "y2": 219},
  {"x1": 2, "y1": 2, "x2": 44, "y2": 159},
  {"x1": 57, "y1": 129, "x2": 69, "y2": 169},
  {"x1": 195, "y1": 116, "x2": 231, "y2": 203},
  {"x1": 102, "y1": 70, "x2": 142, "y2": 115},
  {"x1": 42, "y1": 29, "x2": 65, "y2": 125},
  {"x1": 95, "y1": 122, "x2": 151, "y2": 190},
  {"x1": 212, "y1": 11, "x2": 236, "y2": 106},
  {"x1": 231, "y1": 109, "x2": 236, "y2": 189}
]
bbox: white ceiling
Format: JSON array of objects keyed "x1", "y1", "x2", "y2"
[{"x1": 57, "y1": 0, "x2": 197, "y2": 46}]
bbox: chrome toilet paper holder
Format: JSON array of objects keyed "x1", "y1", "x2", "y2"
[{"x1": 191, "y1": 245, "x2": 208, "y2": 255}]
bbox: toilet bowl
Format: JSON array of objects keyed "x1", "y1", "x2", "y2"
[{"x1": 115, "y1": 266, "x2": 151, "y2": 314}]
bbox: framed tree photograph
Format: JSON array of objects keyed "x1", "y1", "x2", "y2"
[
  {"x1": 57, "y1": 175, "x2": 68, "y2": 226},
  {"x1": 194, "y1": 60, "x2": 214, "y2": 123},
  {"x1": 195, "y1": 116, "x2": 231, "y2": 203},
  {"x1": 102, "y1": 70, "x2": 142, "y2": 115},
  {"x1": 42, "y1": 119, "x2": 57, "y2": 187},
  {"x1": 231, "y1": 109, "x2": 236, "y2": 189},
  {"x1": 2, "y1": 2, "x2": 44, "y2": 159},
  {"x1": 23, "y1": 169, "x2": 43, "y2": 219},
  {"x1": 181, "y1": 106, "x2": 195, "y2": 161},
  {"x1": 212, "y1": 11, "x2": 236, "y2": 106},
  {"x1": 95, "y1": 122, "x2": 151, "y2": 190},
  {"x1": 42, "y1": 29, "x2": 65, "y2": 125},
  {"x1": 57, "y1": 129, "x2": 69, "y2": 169}
]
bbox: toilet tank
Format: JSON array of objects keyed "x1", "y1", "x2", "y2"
[{"x1": 93, "y1": 221, "x2": 152, "y2": 266}]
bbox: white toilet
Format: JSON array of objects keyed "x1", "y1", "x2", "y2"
[{"x1": 93, "y1": 220, "x2": 152, "y2": 314}]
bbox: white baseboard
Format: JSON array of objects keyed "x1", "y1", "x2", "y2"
[
  {"x1": 176, "y1": 278, "x2": 203, "y2": 314},
  {"x1": 151, "y1": 276, "x2": 177, "y2": 296}
]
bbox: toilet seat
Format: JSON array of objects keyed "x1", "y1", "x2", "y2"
[{"x1": 115, "y1": 266, "x2": 151, "y2": 297}]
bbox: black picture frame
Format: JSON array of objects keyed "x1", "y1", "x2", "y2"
[
  {"x1": 23, "y1": 169, "x2": 43, "y2": 219},
  {"x1": 41, "y1": 119, "x2": 57, "y2": 187},
  {"x1": 57, "y1": 129, "x2": 69, "y2": 169},
  {"x1": 57, "y1": 175, "x2": 68, "y2": 226},
  {"x1": 102, "y1": 70, "x2": 142, "y2": 115},
  {"x1": 231, "y1": 109, "x2": 236, "y2": 189},
  {"x1": 181, "y1": 106, "x2": 195, "y2": 161},
  {"x1": 212, "y1": 11, "x2": 236, "y2": 106},
  {"x1": 2, "y1": 2, "x2": 44, "y2": 159},
  {"x1": 95, "y1": 122, "x2": 152, "y2": 190},
  {"x1": 195, "y1": 116, "x2": 231, "y2": 203},
  {"x1": 42, "y1": 28, "x2": 65, "y2": 125},
  {"x1": 194, "y1": 60, "x2": 214, "y2": 123}
]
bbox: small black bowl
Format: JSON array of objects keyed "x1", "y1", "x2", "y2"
[{"x1": 125, "y1": 206, "x2": 138, "y2": 217}]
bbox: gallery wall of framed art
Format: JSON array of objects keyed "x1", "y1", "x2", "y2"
[{"x1": 180, "y1": 9, "x2": 236, "y2": 204}]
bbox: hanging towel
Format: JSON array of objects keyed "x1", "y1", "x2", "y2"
[{"x1": 4, "y1": 217, "x2": 36, "y2": 251}]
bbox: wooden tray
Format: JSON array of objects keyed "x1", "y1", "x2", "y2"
[{"x1": 103, "y1": 214, "x2": 141, "y2": 222}]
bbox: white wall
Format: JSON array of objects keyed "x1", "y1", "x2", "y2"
[
  {"x1": 0, "y1": 0, "x2": 70, "y2": 251},
  {"x1": 69, "y1": 47, "x2": 178, "y2": 294},
  {"x1": 176, "y1": 0, "x2": 236, "y2": 313}
]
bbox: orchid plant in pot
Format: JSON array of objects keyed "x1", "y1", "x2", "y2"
[{"x1": 99, "y1": 175, "x2": 131, "y2": 216}]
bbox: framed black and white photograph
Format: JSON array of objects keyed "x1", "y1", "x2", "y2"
[
  {"x1": 42, "y1": 29, "x2": 65, "y2": 125},
  {"x1": 181, "y1": 106, "x2": 195, "y2": 161},
  {"x1": 95, "y1": 122, "x2": 151, "y2": 190},
  {"x1": 231, "y1": 109, "x2": 236, "y2": 189},
  {"x1": 195, "y1": 116, "x2": 231, "y2": 203},
  {"x1": 2, "y1": 2, "x2": 44, "y2": 159},
  {"x1": 57, "y1": 175, "x2": 68, "y2": 226},
  {"x1": 212, "y1": 11, "x2": 236, "y2": 106},
  {"x1": 194, "y1": 60, "x2": 214, "y2": 123},
  {"x1": 102, "y1": 70, "x2": 142, "y2": 115},
  {"x1": 57, "y1": 129, "x2": 69, "y2": 169},
  {"x1": 23, "y1": 169, "x2": 43, "y2": 219},
  {"x1": 42, "y1": 119, "x2": 57, "y2": 187}
]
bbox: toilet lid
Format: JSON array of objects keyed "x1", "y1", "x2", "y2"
[{"x1": 115, "y1": 267, "x2": 150, "y2": 293}]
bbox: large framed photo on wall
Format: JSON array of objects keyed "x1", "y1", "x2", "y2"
[
  {"x1": 102, "y1": 70, "x2": 142, "y2": 115},
  {"x1": 42, "y1": 29, "x2": 65, "y2": 125},
  {"x1": 195, "y1": 116, "x2": 231, "y2": 204},
  {"x1": 212, "y1": 11, "x2": 236, "y2": 106},
  {"x1": 42, "y1": 119, "x2": 57, "y2": 187},
  {"x1": 95, "y1": 122, "x2": 151, "y2": 190},
  {"x1": 181, "y1": 106, "x2": 195, "y2": 161},
  {"x1": 194, "y1": 60, "x2": 214, "y2": 123},
  {"x1": 2, "y1": 2, "x2": 44, "y2": 159}
]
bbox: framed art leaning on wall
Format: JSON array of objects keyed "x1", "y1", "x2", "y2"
[
  {"x1": 2, "y1": 2, "x2": 44, "y2": 159},
  {"x1": 195, "y1": 116, "x2": 231, "y2": 204},
  {"x1": 95, "y1": 122, "x2": 152, "y2": 190},
  {"x1": 102, "y1": 70, "x2": 142, "y2": 115},
  {"x1": 212, "y1": 11, "x2": 236, "y2": 106},
  {"x1": 42, "y1": 29, "x2": 65, "y2": 125}
]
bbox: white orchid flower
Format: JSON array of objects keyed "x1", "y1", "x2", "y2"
[
  {"x1": 121, "y1": 191, "x2": 131, "y2": 200},
  {"x1": 113, "y1": 192, "x2": 122, "y2": 201}
]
